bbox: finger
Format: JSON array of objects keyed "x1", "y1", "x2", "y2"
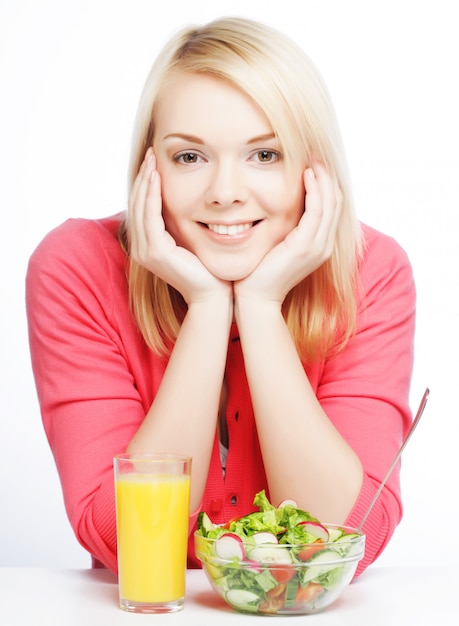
[
  {"x1": 303, "y1": 167, "x2": 323, "y2": 237},
  {"x1": 142, "y1": 168, "x2": 163, "y2": 251},
  {"x1": 128, "y1": 150, "x2": 157, "y2": 256},
  {"x1": 304, "y1": 162, "x2": 342, "y2": 255},
  {"x1": 129, "y1": 148, "x2": 155, "y2": 215}
]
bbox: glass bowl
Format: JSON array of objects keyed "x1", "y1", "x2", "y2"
[{"x1": 195, "y1": 524, "x2": 365, "y2": 615}]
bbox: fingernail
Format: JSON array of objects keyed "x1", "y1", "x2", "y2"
[{"x1": 306, "y1": 168, "x2": 315, "y2": 180}]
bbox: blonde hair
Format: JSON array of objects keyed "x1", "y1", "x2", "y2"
[{"x1": 120, "y1": 17, "x2": 362, "y2": 361}]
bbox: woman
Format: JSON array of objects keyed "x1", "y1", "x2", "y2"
[{"x1": 26, "y1": 17, "x2": 415, "y2": 577}]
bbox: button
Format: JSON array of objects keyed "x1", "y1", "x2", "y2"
[
  {"x1": 210, "y1": 499, "x2": 222, "y2": 514},
  {"x1": 230, "y1": 495, "x2": 237, "y2": 506}
]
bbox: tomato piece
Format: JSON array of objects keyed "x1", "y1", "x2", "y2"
[
  {"x1": 222, "y1": 516, "x2": 239, "y2": 529},
  {"x1": 259, "y1": 595, "x2": 285, "y2": 613},
  {"x1": 267, "y1": 583, "x2": 286, "y2": 598},
  {"x1": 260, "y1": 584, "x2": 287, "y2": 613},
  {"x1": 271, "y1": 566, "x2": 296, "y2": 584},
  {"x1": 297, "y1": 540, "x2": 325, "y2": 561},
  {"x1": 295, "y1": 582, "x2": 324, "y2": 605}
]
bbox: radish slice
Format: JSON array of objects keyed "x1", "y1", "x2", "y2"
[
  {"x1": 252, "y1": 531, "x2": 278, "y2": 545},
  {"x1": 297, "y1": 521, "x2": 330, "y2": 543},
  {"x1": 278, "y1": 499, "x2": 297, "y2": 507},
  {"x1": 215, "y1": 533, "x2": 245, "y2": 560},
  {"x1": 245, "y1": 558, "x2": 264, "y2": 573}
]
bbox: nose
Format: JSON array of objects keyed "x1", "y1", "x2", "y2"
[{"x1": 205, "y1": 159, "x2": 248, "y2": 207}]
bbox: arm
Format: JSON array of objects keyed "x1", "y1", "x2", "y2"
[
  {"x1": 322, "y1": 226, "x2": 415, "y2": 574},
  {"x1": 234, "y1": 300, "x2": 364, "y2": 522},
  {"x1": 234, "y1": 166, "x2": 415, "y2": 574},
  {"x1": 25, "y1": 220, "x2": 230, "y2": 573},
  {"x1": 26, "y1": 217, "x2": 150, "y2": 572},
  {"x1": 126, "y1": 298, "x2": 232, "y2": 508},
  {"x1": 234, "y1": 164, "x2": 363, "y2": 521},
  {"x1": 125, "y1": 150, "x2": 233, "y2": 509}
]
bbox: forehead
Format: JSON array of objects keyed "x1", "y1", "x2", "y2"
[{"x1": 154, "y1": 73, "x2": 274, "y2": 142}]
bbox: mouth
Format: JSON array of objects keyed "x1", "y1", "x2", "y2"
[{"x1": 202, "y1": 221, "x2": 262, "y2": 236}]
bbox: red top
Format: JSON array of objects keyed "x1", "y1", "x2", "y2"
[{"x1": 26, "y1": 214, "x2": 415, "y2": 577}]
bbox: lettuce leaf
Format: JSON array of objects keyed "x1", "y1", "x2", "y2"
[{"x1": 197, "y1": 490, "x2": 319, "y2": 540}]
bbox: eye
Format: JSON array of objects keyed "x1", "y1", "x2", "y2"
[
  {"x1": 174, "y1": 151, "x2": 204, "y2": 164},
  {"x1": 251, "y1": 150, "x2": 281, "y2": 164}
]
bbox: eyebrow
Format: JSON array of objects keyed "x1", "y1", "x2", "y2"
[
  {"x1": 163, "y1": 133, "x2": 205, "y2": 144},
  {"x1": 247, "y1": 133, "x2": 277, "y2": 145},
  {"x1": 162, "y1": 132, "x2": 277, "y2": 145}
]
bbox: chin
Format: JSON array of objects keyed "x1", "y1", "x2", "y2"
[
  {"x1": 211, "y1": 267, "x2": 252, "y2": 282},
  {"x1": 215, "y1": 270, "x2": 250, "y2": 281},
  {"x1": 204, "y1": 260, "x2": 258, "y2": 282}
]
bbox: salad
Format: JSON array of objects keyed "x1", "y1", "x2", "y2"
[{"x1": 195, "y1": 490, "x2": 364, "y2": 614}]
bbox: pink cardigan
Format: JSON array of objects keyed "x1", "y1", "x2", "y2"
[{"x1": 26, "y1": 214, "x2": 415, "y2": 577}]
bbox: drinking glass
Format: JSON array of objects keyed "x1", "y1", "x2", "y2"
[{"x1": 114, "y1": 453, "x2": 191, "y2": 613}]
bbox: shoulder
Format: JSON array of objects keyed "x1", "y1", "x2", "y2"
[
  {"x1": 360, "y1": 222, "x2": 410, "y2": 266},
  {"x1": 28, "y1": 213, "x2": 125, "y2": 266},
  {"x1": 356, "y1": 222, "x2": 416, "y2": 314},
  {"x1": 359, "y1": 223, "x2": 414, "y2": 289},
  {"x1": 26, "y1": 212, "x2": 127, "y2": 299},
  {"x1": 27, "y1": 213, "x2": 126, "y2": 281}
]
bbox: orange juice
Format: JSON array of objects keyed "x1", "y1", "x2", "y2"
[{"x1": 115, "y1": 472, "x2": 191, "y2": 604}]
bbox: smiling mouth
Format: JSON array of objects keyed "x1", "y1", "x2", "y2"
[{"x1": 204, "y1": 221, "x2": 261, "y2": 235}]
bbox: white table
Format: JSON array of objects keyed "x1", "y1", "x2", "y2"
[{"x1": 1, "y1": 566, "x2": 456, "y2": 625}]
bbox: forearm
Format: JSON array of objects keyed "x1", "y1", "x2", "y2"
[
  {"x1": 127, "y1": 297, "x2": 232, "y2": 511},
  {"x1": 235, "y1": 298, "x2": 363, "y2": 523}
]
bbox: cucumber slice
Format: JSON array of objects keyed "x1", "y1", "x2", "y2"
[
  {"x1": 300, "y1": 550, "x2": 340, "y2": 584},
  {"x1": 226, "y1": 589, "x2": 260, "y2": 612},
  {"x1": 198, "y1": 511, "x2": 214, "y2": 535},
  {"x1": 335, "y1": 533, "x2": 361, "y2": 542},
  {"x1": 327, "y1": 527, "x2": 344, "y2": 542},
  {"x1": 248, "y1": 545, "x2": 292, "y2": 564},
  {"x1": 334, "y1": 533, "x2": 363, "y2": 557}
]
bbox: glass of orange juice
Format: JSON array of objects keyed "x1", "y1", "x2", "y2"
[{"x1": 114, "y1": 453, "x2": 191, "y2": 613}]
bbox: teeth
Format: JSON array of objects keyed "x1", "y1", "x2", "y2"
[{"x1": 207, "y1": 223, "x2": 252, "y2": 235}]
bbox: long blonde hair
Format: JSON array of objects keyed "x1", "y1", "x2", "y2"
[{"x1": 120, "y1": 17, "x2": 362, "y2": 361}]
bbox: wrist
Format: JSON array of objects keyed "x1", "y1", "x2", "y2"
[
  {"x1": 233, "y1": 295, "x2": 283, "y2": 328},
  {"x1": 187, "y1": 294, "x2": 234, "y2": 329}
]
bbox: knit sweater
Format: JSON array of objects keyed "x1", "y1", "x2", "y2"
[{"x1": 26, "y1": 213, "x2": 415, "y2": 577}]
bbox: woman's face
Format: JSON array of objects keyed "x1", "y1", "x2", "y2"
[{"x1": 153, "y1": 73, "x2": 305, "y2": 281}]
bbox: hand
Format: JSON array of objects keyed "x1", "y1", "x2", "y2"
[
  {"x1": 234, "y1": 161, "x2": 342, "y2": 305},
  {"x1": 128, "y1": 149, "x2": 232, "y2": 305}
]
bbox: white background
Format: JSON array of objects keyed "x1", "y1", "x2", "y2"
[{"x1": 1, "y1": 0, "x2": 457, "y2": 569}]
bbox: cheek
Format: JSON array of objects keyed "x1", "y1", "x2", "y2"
[
  {"x1": 160, "y1": 188, "x2": 197, "y2": 251},
  {"x1": 157, "y1": 164, "x2": 201, "y2": 216},
  {"x1": 278, "y1": 185, "x2": 305, "y2": 228},
  {"x1": 161, "y1": 203, "x2": 187, "y2": 247},
  {"x1": 266, "y1": 171, "x2": 305, "y2": 218},
  {"x1": 159, "y1": 181, "x2": 184, "y2": 238},
  {"x1": 157, "y1": 170, "x2": 186, "y2": 225}
]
